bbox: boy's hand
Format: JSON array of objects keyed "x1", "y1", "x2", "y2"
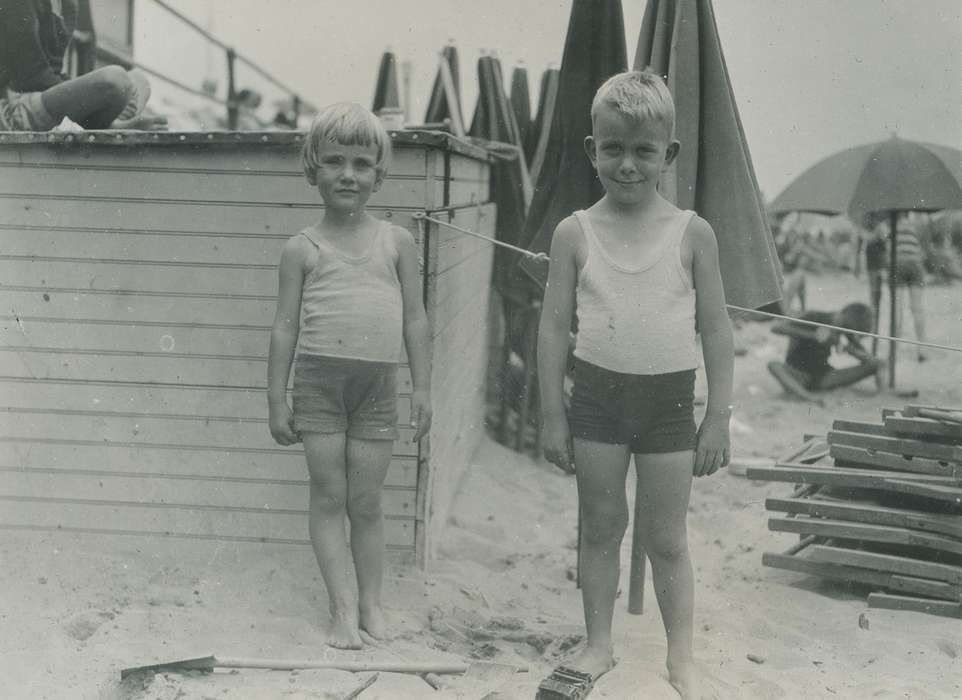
[
  {"x1": 542, "y1": 420, "x2": 575, "y2": 474},
  {"x1": 269, "y1": 402, "x2": 300, "y2": 446},
  {"x1": 694, "y1": 413, "x2": 730, "y2": 477},
  {"x1": 410, "y1": 390, "x2": 432, "y2": 442}
]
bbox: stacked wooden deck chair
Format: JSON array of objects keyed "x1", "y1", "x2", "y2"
[{"x1": 747, "y1": 405, "x2": 962, "y2": 619}]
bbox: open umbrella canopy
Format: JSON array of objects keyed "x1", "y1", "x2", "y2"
[
  {"x1": 519, "y1": 0, "x2": 627, "y2": 289},
  {"x1": 424, "y1": 44, "x2": 464, "y2": 129},
  {"x1": 635, "y1": 0, "x2": 782, "y2": 310},
  {"x1": 771, "y1": 136, "x2": 962, "y2": 225},
  {"x1": 371, "y1": 49, "x2": 400, "y2": 113}
]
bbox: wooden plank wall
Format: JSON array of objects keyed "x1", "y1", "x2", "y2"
[
  {"x1": 417, "y1": 149, "x2": 495, "y2": 564},
  {"x1": 0, "y1": 136, "x2": 489, "y2": 566}
]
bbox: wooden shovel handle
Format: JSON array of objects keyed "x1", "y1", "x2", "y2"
[
  {"x1": 918, "y1": 408, "x2": 962, "y2": 424},
  {"x1": 214, "y1": 657, "x2": 469, "y2": 674}
]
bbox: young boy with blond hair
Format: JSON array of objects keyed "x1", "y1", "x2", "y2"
[
  {"x1": 268, "y1": 103, "x2": 432, "y2": 649},
  {"x1": 538, "y1": 71, "x2": 733, "y2": 699}
]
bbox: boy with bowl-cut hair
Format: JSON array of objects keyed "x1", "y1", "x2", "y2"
[{"x1": 268, "y1": 102, "x2": 432, "y2": 649}]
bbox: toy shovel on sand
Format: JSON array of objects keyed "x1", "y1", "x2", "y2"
[{"x1": 120, "y1": 654, "x2": 525, "y2": 679}]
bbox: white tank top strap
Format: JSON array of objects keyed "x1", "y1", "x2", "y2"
[
  {"x1": 575, "y1": 208, "x2": 695, "y2": 275},
  {"x1": 299, "y1": 226, "x2": 322, "y2": 249}
]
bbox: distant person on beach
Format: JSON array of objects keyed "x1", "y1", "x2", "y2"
[
  {"x1": 854, "y1": 224, "x2": 887, "y2": 352},
  {"x1": 893, "y1": 220, "x2": 928, "y2": 362},
  {"x1": 774, "y1": 225, "x2": 807, "y2": 314},
  {"x1": 767, "y1": 302, "x2": 883, "y2": 405},
  {"x1": 0, "y1": 0, "x2": 166, "y2": 130},
  {"x1": 538, "y1": 71, "x2": 733, "y2": 700},
  {"x1": 267, "y1": 103, "x2": 432, "y2": 648}
]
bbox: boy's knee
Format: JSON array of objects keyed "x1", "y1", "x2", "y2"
[
  {"x1": 90, "y1": 66, "x2": 132, "y2": 103},
  {"x1": 310, "y1": 482, "x2": 347, "y2": 513},
  {"x1": 582, "y1": 506, "x2": 628, "y2": 545},
  {"x1": 347, "y1": 491, "x2": 383, "y2": 523},
  {"x1": 646, "y1": 528, "x2": 688, "y2": 563}
]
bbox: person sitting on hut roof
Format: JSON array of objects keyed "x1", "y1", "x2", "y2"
[
  {"x1": 767, "y1": 302, "x2": 883, "y2": 405},
  {"x1": 0, "y1": 0, "x2": 166, "y2": 131}
]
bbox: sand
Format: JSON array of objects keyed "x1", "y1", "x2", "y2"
[{"x1": 2, "y1": 270, "x2": 961, "y2": 700}]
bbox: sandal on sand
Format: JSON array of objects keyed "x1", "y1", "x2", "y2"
[
  {"x1": 536, "y1": 666, "x2": 598, "y2": 700},
  {"x1": 117, "y1": 68, "x2": 151, "y2": 122}
]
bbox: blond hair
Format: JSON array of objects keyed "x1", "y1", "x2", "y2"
[
  {"x1": 301, "y1": 102, "x2": 392, "y2": 184},
  {"x1": 591, "y1": 70, "x2": 675, "y2": 138}
]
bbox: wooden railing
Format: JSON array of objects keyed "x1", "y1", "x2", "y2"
[{"x1": 73, "y1": 0, "x2": 316, "y2": 129}]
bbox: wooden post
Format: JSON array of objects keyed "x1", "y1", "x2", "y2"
[
  {"x1": 226, "y1": 47, "x2": 238, "y2": 130},
  {"x1": 627, "y1": 513, "x2": 646, "y2": 614},
  {"x1": 888, "y1": 211, "x2": 898, "y2": 387}
]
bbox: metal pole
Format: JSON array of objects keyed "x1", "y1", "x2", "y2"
[{"x1": 888, "y1": 211, "x2": 898, "y2": 387}]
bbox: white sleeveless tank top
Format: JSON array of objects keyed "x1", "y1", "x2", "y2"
[
  {"x1": 296, "y1": 221, "x2": 403, "y2": 362},
  {"x1": 573, "y1": 209, "x2": 699, "y2": 375}
]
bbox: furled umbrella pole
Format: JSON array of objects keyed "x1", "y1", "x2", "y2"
[
  {"x1": 510, "y1": 63, "x2": 532, "y2": 158},
  {"x1": 372, "y1": 48, "x2": 400, "y2": 115},
  {"x1": 518, "y1": 0, "x2": 627, "y2": 288},
  {"x1": 424, "y1": 43, "x2": 464, "y2": 132}
]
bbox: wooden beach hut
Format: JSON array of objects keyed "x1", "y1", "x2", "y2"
[{"x1": 0, "y1": 130, "x2": 494, "y2": 569}]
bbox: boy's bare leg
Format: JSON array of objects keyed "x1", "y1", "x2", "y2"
[
  {"x1": 302, "y1": 432, "x2": 363, "y2": 649},
  {"x1": 634, "y1": 450, "x2": 714, "y2": 700},
  {"x1": 40, "y1": 66, "x2": 131, "y2": 128},
  {"x1": 766, "y1": 361, "x2": 824, "y2": 406},
  {"x1": 570, "y1": 439, "x2": 631, "y2": 678},
  {"x1": 816, "y1": 360, "x2": 883, "y2": 392},
  {"x1": 40, "y1": 66, "x2": 167, "y2": 130},
  {"x1": 907, "y1": 285, "x2": 926, "y2": 360},
  {"x1": 346, "y1": 437, "x2": 394, "y2": 640}
]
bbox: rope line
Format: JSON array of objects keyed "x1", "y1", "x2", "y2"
[
  {"x1": 413, "y1": 213, "x2": 962, "y2": 355},
  {"x1": 726, "y1": 304, "x2": 962, "y2": 353},
  {"x1": 415, "y1": 212, "x2": 548, "y2": 262}
]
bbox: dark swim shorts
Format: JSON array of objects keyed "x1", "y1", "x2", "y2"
[
  {"x1": 567, "y1": 356, "x2": 696, "y2": 454},
  {"x1": 894, "y1": 258, "x2": 925, "y2": 287},
  {"x1": 292, "y1": 354, "x2": 399, "y2": 440}
]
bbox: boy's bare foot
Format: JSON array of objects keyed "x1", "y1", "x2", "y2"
[
  {"x1": 565, "y1": 643, "x2": 616, "y2": 680},
  {"x1": 110, "y1": 113, "x2": 168, "y2": 131},
  {"x1": 668, "y1": 658, "x2": 720, "y2": 700},
  {"x1": 327, "y1": 608, "x2": 363, "y2": 649},
  {"x1": 359, "y1": 602, "x2": 388, "y2": 640}
]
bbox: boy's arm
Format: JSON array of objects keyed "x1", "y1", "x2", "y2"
[
  {"x1": 772, "y1": 319, "x2": 821, "y2": 340},
  {"x1": 690, "y1": 217, "x2": 733, "y2": 477},
  {"x1": 395, "y1": 226, "x2": 433, "y2": 442},
  {"x1": 267, "y1": 236, "x2": 305, "y2": 445},
  {"x1": 537, "y1": 217, "x2": 580, "y2": 473}
]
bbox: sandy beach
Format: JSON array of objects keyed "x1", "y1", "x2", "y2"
[{"x1": 2, "y1": 269, "x2": 960, "y2": 699}]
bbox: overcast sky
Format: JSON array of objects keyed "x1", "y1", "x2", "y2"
[{"x1": 134, "y1": 0, "x2": 961, "y2": 200}]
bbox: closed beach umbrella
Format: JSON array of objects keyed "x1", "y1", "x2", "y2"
[
  {"x1": 772, "y1": 136, "x2": 962, "y2": 384},
  {"x1": 469, "y1": 55, "x2": 523, "y2": 148},
  {"x1": 469, "y1": 55, "x2": 531, "y2": 294},
  {"x1": 510, "y1": 65, "x2": 532, "y2": 158},
  {"x1": 526, "y1": 68, "x2": 560, "y2": 185},
  {"x1": 424, "y1": 44, "x2": 464, "y2": 128},
  {"x1": 372, "y1": 49, "x2": 400, "y2": 113},
  {"x1": 635, "y1": 0, "x2": 782, "y2": 310},
  {"x1": 519, "y1": 0, "x2": 627, "y2": 288}
]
